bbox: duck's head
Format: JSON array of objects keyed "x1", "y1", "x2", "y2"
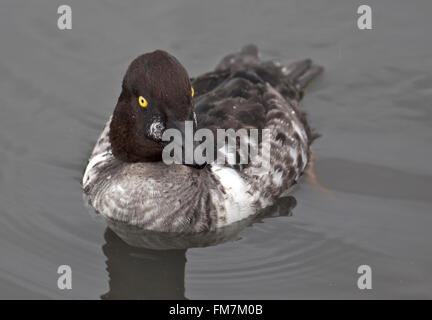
[{"x1": 109, "y1": 50, "x2": 197, "y2": 163}]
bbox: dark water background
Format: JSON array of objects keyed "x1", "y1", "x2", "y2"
[{"x1": 0, "y1": 0, "x2": 431, "y2": 299}]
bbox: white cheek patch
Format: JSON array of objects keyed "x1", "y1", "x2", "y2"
[
  {"x1": 193, "y1": 112, "x2": 198, "y2": 127},
  {"x1": 149, "y1": 121, "x2": 164, "y2": 140}
]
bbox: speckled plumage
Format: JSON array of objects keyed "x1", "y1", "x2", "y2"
[{"x1": 83, "y1": 45, "x2": 322, "y2": 232}]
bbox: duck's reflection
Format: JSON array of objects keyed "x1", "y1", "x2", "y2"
[
  {"x1": 101, "y1": 229, "x2": 187, "y2": 300},
  {"x1": 100, "y1": 196, "x2": 297, "y2": 299}
]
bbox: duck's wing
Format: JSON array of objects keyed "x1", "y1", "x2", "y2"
[
  {"x1": 192, "y1": 44, "x2": 322, "y2": 134},
  {"x1": 191, "y1": 45, "x2": 323, "y2": 205}
]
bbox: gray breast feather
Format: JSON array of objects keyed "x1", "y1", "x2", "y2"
[{"x1": 83, "y1": 121, "x2": 226, "y2": 232}]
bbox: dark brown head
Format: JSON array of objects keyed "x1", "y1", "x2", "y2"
[{"x1": 109, "y1": 50, "x2": 195, "y2": 162}]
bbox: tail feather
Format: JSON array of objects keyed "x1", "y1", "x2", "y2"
[
  {"x1": 296, "y1": 65, "x2": 324, "y2": 90},
  {"x1": 214, "y1": 45, "x2": 323, "y2": 98},
  {"x1": 286, "y1": 59, "x2": 323, "y2": 90},
  {"x1": 285, "y1": 59, "x2": 312, "y2": 80}
]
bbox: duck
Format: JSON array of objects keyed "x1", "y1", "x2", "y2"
[{"x1": 82, "y1": 45, "x2": 323, "y2": 233}]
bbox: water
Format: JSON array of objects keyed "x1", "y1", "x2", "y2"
[{"x1": 0, "y1": 0, "x2": 431, "y2": 299}]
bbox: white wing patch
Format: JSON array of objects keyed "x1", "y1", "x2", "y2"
[
  {"x1": 210, "y1": 164, "x2": 254, "y2": 226},
  {"x1": 82, "y1": 150, "x2": 111, "y2": 186}
]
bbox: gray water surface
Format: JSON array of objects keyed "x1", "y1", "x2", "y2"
[{"x1": 0, "y1": 0, "x2": 431, "y2": 299}]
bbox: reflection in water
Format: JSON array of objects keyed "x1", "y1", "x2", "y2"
[
  {"x1": 101, "y1": 229, "x2": 187, "y2": 300},
  {"x1": 100, "y1": 196, "x2": 296, "y2": 299}
]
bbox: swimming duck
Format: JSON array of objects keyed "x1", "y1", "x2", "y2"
[{"x1": 82, "y1": 45, "x2": 322, "y2": 232}]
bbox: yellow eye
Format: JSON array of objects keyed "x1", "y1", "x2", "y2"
[
  {"x1": 191, "y1": 87, "x2": 195, "y2": 97},
  {"x1": 138, "y1": 96, "x2": 148, "y2": 107}
]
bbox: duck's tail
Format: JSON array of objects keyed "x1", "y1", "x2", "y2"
[
  {"x1": 285, "y1": 58, "x2": 324, "y2": 92},
  {"x1": 216, "y1": 45, "x2": 323, "y2": 99}
]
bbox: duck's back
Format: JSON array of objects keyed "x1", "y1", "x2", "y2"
[{"x1": 191, "y1": 44, "x2": 322, "y2": 208}]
